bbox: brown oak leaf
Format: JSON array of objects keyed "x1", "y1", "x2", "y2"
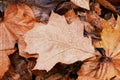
[{"x1": 23, "y1": 12, "x2": 95, "y2": 71}]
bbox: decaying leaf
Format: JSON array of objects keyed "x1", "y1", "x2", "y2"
[
  {"x1": 0, "y1": 3, "x2": 35, "y2": 51},
  {"x1": 71, "y1": 0, "x2": 90, "y2": 10},
  {"x1": 24, "y1": 12, "x2": 95, "y2": 71},
  {"x1": 77, "y1": 15, "x2": 120, "y2": 80}
]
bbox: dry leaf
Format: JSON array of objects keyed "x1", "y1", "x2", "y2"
[
  {"x1": 96, "y1": 0, "x2": 117, "y2": 13},
  {"x1": 101, "y1": 16, "x2": 120, "y2": 56},
  {"x1": 0, "y1": 3, "x2": 35, "y2": 51},
  {"x1": 0, "y1": 49, "x2": 16, "y2": 79},
  {"x1": 90, "y1": 2, "x2": 101, "y2": 15},
  {"x1": 85, "y1": 12, "x2": 102, "y2": 40},
  {"x1": 0, "y1": 51, "x2": 10, "y2": 79},
  {"x1": 71, "y1": 0, "x2": 90, "y2": 10},
  {"x1": 77, "y1": 16, "x2": 120, "y2": 80},
  {"x1": 86, "y1": 11, "x2": 102, "y2": 29},
  {"x1": 18, "y1": 36, "x2": 38, "y2": 58},
  {"x1": 24, "y1": 12, "x2": 95, "y2": 71},
  {"x1": 0, "y1": 3, "x2": 34, "y2": 79},
  {"x1": 64, "y1": 9, "x2": 77, "y2": 24}
]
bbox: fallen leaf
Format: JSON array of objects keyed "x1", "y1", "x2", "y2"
[
  {"x1": 90, "y1": 2, "x2": 101, "y2": 15},
  {"x1": 0, "y1": 3, "x2": 35, "y2": 51},
  {"x1": 96, "y1": 0, "x2": 117, "y2": 13},
  {"x1": 0, "y1": 49, "x2": 16, "y2": 79},
  {"x1": 77, "y1": 15, "x2": 120, "y2": 80},
  {"x1": 0, "y1": 52, "x2": 10, "y2": 79},
  {"x1": 85, "y1": 11, "x2": 102, "y2": 40},
  {"x1": 101, "y1": 16, "x2": 120, "y2": 56},
  {"x1": 18, "y1": 36, "x2": 38, "y2": 58},
  {"x1": 24, "y1": 12, "x2": 95, "y2": 71},
  {"x1": 0, "y1": 3, "x2": 34, "y2": 79},
  {"x1": 71, "y1": 0, "x2": 90, "y2": 10},
  {"x1": 64, "y1": 9, "x2": 77, "y2": 24},
  {"x1": 86, "y1": 11, "x2": 102, "y2": 29}
]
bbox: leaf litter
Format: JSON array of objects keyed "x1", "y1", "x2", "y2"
[{"x1": 1, "y1": 0, "x2": 120, "y2": 80}]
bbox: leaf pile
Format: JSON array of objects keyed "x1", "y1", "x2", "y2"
[{"x1": 1, "y1": 0, "x2": 120, "y2": 80}]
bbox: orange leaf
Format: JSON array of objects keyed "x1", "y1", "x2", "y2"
[
  {"x1": 0, "y1": 3, "x2": 35, "y2": 51},
  {"x1": 0, "y1": 49, "x2": 16, "y2": 78},
  {"x1": 77, "y1": 15, "x2": 120, "y2": 80},
  {"x1": 0, "y1": 3, "x2": 35, "y2": 79},
  {"x1": 101, "y1": 16, "x2": 120, "y2": 56}
]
